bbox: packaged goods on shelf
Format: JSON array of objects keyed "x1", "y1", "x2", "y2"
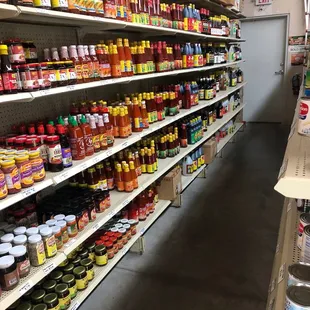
[
  {"x1": 156, "y1": 166, "x2": 181, "y2": 200},
  {"x1": 202, "y1": 138, "x2": 217, "y2": 164}
]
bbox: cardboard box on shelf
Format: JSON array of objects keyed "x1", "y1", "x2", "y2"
[
  {"x1": 157, "y1": 166, "x2": 182, "y2": 201},
  {"x1": 216, "y1": 0, "x2": 236, "y2": 7},
  {"x1": 202, "y1": 138, "x2": 217, "y2": 164}
]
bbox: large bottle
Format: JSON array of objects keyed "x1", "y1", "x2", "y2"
[
  {"x1": 0, "y1": 45, "x2": 17, "y2": 94},
  {"x1": 68, "y1": 117, "x2": 86, "y2": 160},
  {"x1": 79, "y1": 115, "x2": 94, "y2": 156},
  {"x1": 69, "y1": 45, "x2": 83, "y2": 84},
  {"x1": 77, "y1": 45, "x2": 90, "y2": 83}
]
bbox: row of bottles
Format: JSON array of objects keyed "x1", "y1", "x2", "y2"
[{"x1": 182, "y1": 147, "x2": 204, "y2": 175}]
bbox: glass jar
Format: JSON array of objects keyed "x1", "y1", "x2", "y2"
[
  {"x1": 55, "y1": 283, "x2": 71, "y2": 310},
  {"x1": 47, "y1": 62, "x2": 57, "y2": 88},
  {"x1": 1, "y1": 159, "x2": 21, "y2": 194},
  {"x1": 1, "y1": 233, "x2": 14, "y2": 243},
  {"x1": 19, "y1": 63, "x2": 40, "y2": 91},
  {"x1": 64, "y1": 61, "x2": 77, "y2": 85},
  {"x1": 5, "y1": 39, "x2": 25, "y2": 64},
  {"x1": 40, "y1": 227, "x2": 57, "y2": 258},
  {"x1": 52, "y1": 226, "x2": 63, "y2": 250},
  {"x1": 86, "y1": 243, "x2": 95, "y2": 262},
  {"x1": 55, "y1": 220, "x2": 69, "y2": 244},
  {"x1": 33, "y1": 0, "x2": 51, "y2": 9},
  {"x1": 9, "y1": 245, "x2": 30, "y2": 278},
  {"x1": 0, "y1": 243, "x2": 12, "y2": 257},
  {"x1": 38, "y1": 62, "x2": 52, "y2": 89},
  {"x1": 128, "y1": 219, "x2": 137, "y2": 235},
  {"x1": 27, "y1": 234, "x2": 46, "y2": 267},
  {"x1": 13, "y1": 235, "x2": 27, "y2": 246},
  {"x1": 78, "y1": 248, "x2": 88, "y2": 260},
  {"x1": 71, "y1": 256, "x2": 81, "y2": 267},
  {"x1": 51, "y1": 0, "x2": 68, "y2": 11},
  {"x1": 0, "y1": 168, "x2": 8, "y2": 200},
  {"x1": 114, "y1": 232, "x2": 123, "y2": 250},
  {"x1": 118, "y1": 228, "x2": 127, "y2": 245},
  {"x1": 65, "y1": 215, "x2": 78, "y2": 238},
  {"x1": 80, "y1": 258, "x2": 94, "y2": 281},
  {"x1": 123, "y1": 223, "x2": 131, "y2": 240},
  {"x1": 62, "y1": 263, "x2": 74, "y2": 275},
  {"x1": 43, "y1": 293, "x2": 60, "y2": 310},
  {"x1": 109, "y1": 236, "x2": 118, "y2": 254},
  {"x1": 95, "y1": 245, "x2": 108, "y2": 266},
  {"x1": 42, "y1": 280, "x2": 57, "y2": 293},
  {"x1": 54, "y1": 214, "x2": 65, "y2": 221},
  {"x1": 26, "y1": 227, "x2": 39, "y2": 237},
  {"x1": 0, "y1": 255, "x2": 19, "y2": 291},
  {"x1": 13, "y1": 226, "x2": 26, "y2": 236},
  {"x1": 31, "y1": 289, "x2": 46, "y2": 304},
  {"x1": 33, "y1": 304, "x2": 48, "y2": 310},
  {"x1": 24, "y1": 203, "x2": 38, "y2": 227},
  {"x1": 104, "y1": 241, "x2": 114, "y2": 259},
  {"x1": 54, "y1": 61, "x2": 68, "y2": 87},
  {"x1": 49, "y1": 270, "x2": 63, "y2": 283},
  {"x1": 23, "y1": 41, "x2": 38, "y2": 63},
  {"x1": 62, "y1": 274, "x2": 77, "y2": 300},
  {"x1": 16, "y1": 302, "x2": 32, "y2": 310},
  {"x1": 15, "y1": 155, "x2": 34, "y2": 188},
  {"x1": 73, "y1": 266, "x2": 88, "y2": 291},
  {"x1": 28, "y1": 150, "x2": 46, "y2": 182}
]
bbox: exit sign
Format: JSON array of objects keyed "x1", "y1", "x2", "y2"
[{"x1": 256, "y1": 0, "x2": 272, "y2": 5}]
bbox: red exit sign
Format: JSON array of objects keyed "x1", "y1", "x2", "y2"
[{"x1": 256, "y1": 0, "x2": 272, "y2": 4}]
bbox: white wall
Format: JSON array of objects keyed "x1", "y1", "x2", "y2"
[{"x1": 242, "y1": 0, "x2": 305, "y2": 124}]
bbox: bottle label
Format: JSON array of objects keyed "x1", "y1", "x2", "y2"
[
  {"x1": 30, "y1": 158, "x2": 46, "y2": 181},
  {"x1": 2, "y1": 72, "x2": 18, "y2": 91},
  {"x1": 107, "y1": 177, "x2": 114, "y2": 190},
  {"x1": 44, "y1": 235, "x2": 57, "y2": 257},
  {"x1": 67, "y1": 68, "x2": 77, "y2": 81},
  {"x1": 18, "y1": 162, "x2": 34, "y2": 187},
  {"x1": 69, "y1": 137, "x2": 85, "y2": 160},
  {"x1": 68, "y1": 284, "x2": 77, "y2": 299},
  {"x1": 61, "y1": 147, "x2": 73, "y2": 168},
  {"x1": 8, "y1": 45, "x2": 25, "y2": 63},
  {"x1": 82, "y1": 64, "x2": 89, "y2": 80},
  {"x1": 94, "y1": 0, "x2": 104, "y2": 14},
  {"x1": 59, "y1": 295, "x2": 71, "y2": 310},
  {"x1": 33, "y1": 0, "x2": 51, "y2": 9},
  {"x1": 99, "y1": 179, "x2": 108, "y2": 191},
  {"x1": 0, "y1": 173, "x2": 8, "y2": 199},
  {"x1": 4, "y1": 167, "x2": 21, "y2": 191},
  {"x1": 124, "y1": 180, "x2": 133, "y2": 192},
  {"x1": 76, "y1": 276, "x2": 88, "y2": 290},
  {"x1": 92, "y1": 134, "x2": 101, "y2": 151},
  {"x1": 111, "y1": 64, "x2": 121, "y2": 77},
  {"x1": 119, "y1": 126, "x2": 127, "y2": 138},
  {"x1": 147, "y1": 164, "x2": 153, "y2": 173},
  {"x1": 51, "y1": 0, "x2": 68, "y2": 8},
  {"x1": 85, "y1": 0, "x2": 95, "y2": 12}
]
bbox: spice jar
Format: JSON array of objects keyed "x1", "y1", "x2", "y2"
[
  {"x1": 73, "y1": 266, "x2": 88, "y2": 291},
  {"x1": 42, "y1": 280, "x2": 57, "y2": 293},
  {"x1": 26, "y1": 227, "x2": 39, "y2": 237},
  {"x1": 80, "y1": 258, "x2": 94, "y2": 281},
  {"x1": 105, "y1": 241, "x2": 114, "y2": 259},
  {"x1": 46, "y1": 219, "x2": 57, "y2": 227},
  {"x1": 50, "y1": 270, "x2": 63, "y2": 284},
  {"x1": 19, "y1": 63, "x2": 40, "y2": 92},
  {"x1": 65, "y1": 215, "x2": 78, "y2": 238},
  {"x1": 52, "y1": 226, "x2": 63, "y2": 250},
  {"x1": 95, "y1": 245, "x2": 108, "y2": 266},
  {"x1": 55, "y1": 283, "x2": 71, "y2": 310},
  {"x1": 31, "y1": 289, "x2": 46, "y2": 304},
  {"x1": 13, "y1": 226, "x2": 26, "y2": 236},
  {"x1": 62, "y1": 263, "x2": 74, "y2": 275},
  {"x1": 0, "y1": 243, "x2": 12, "y2": 257},
  {"x1": 86, "y1": 243, "x2": 95, "y2": 262},
  {"x1": 33, "y1": 304, "x2": 48, "y2": 310},
  {"x1": 62, "y1": 274, "x2": 77, "y2": 299},
  {"x1": 109, "y1": 236, "x2": 118, "y2": 254},
  {"x1": 27, "y1": 234, "x2": 46, "y2": 266},
  {"x1": 29, "y1": 150, "x2": 46, "y2": 182},
  {"x1": 9, "y1": 245, "x2": 30, "y2": 278},
  {"x1": 1, "y1": 233, "x2": 14, "y2": 243},
  {"x1": 1, "y1": 160, "x2": 21, "y2": 194},
  {"x1": 40, "y1": 227, "x2": 57, "y2": 258},
  {"x1": 0, "y1": 168, "x2": 8, "y2": 200},
  {"x1": 55, "y1": 220, "x2": 69, "y2": 244},
  {"x1": 13, "y1": 235, "x2": 27, "y2": 246},
  {"x1": 43, "y1": 293, "x2": 60, "y2": 310},
  {"x1": 16, "y1": 303, "x2": 32, "y2": 310},
  {"x1": 0, "y1": 255, "x2": 19, "y2": 291},
  {"x1": 6, "y1": 39, "x2": 25, "y2": 64},
  {"x1": 54, "y1": 214, "x2": 65, "y2": 221}
]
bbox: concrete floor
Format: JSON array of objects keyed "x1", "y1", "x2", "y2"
[{"x1": 81, "y1": 123, "x2": 288, "y2": 310}]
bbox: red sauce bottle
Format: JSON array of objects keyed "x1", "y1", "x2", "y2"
[
  {"x1": 68, "y1": 117, "x2": 85, "y2": 160},
  {"x1": 97, "y1": 115, "x2": 108, "y2": 150},
  {"x1": 123, "y1": 39, "x2": 133, "y2": 76},
  {"x1": 69, "y1": 45, "x2": 83, "y2": 84},
  {"x1": 77, "y1": 45, "x2": 90, "y2": 83},
  {"x1": 0, "y1": 44, "x2": 17, "y2": 94},
  {"x1": 79, "y1": 115, "x2": 94, "y2": 156},
  {"x1": 89, "y1": 115, "x2": 101, "y2": 153}
]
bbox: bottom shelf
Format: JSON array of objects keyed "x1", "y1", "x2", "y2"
[
  {"x1": 266, "y1": 199, "x2": 300, "y2": 310},
  {"x1": 69, "y1": 199, "x2": 171, "y2": 310},
  {"x1": 217, "y1": 122, "x2": 244, "y2": 154}
]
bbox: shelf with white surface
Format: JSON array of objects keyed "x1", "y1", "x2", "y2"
[
  {"x1": 266, "y1": 199, "x2": 300, "y2": 310},
  {"x1": 68, "y1": 199, "x2": 171, "y2": 310},
  {"x1": 0, "y1": 61, "x2": 245, "y2": 104}
]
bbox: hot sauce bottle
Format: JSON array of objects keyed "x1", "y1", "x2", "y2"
[
  {"x1": 132, "y1": 97, "x2": 143, "y2": 132},
  {"x1": 77, "y1": 45, "x2": 90, "y2": 83},
  {"x1": 69, "y1": 45, "x2": 83, "y2": 84},
  {"x1": 140, "y1": 99, "x2": 149, "y2": 129},
  {"x1": 89, "y1": 115, "x2": 101, "y2": 153},
  {"x1": 105, "y1": 160, "x2": 114, "y2": 190},
  {"x1": 0, "y1": 45, "x2": 18, "y2": 94},
  {"x1": 97, "y1": 115, "x2": 108, "y2": 150},
  {"x1": 123, "y1": 39, "x2": 133, "y2": 76},
  {"x1": 118, "y1": 107, "x2": 128, "y2": 138},
  {"x1": 124, "y1": 106, "x2": 132, "y2": 136},
  {"x1": 103, "y1": 106, "x2": 114, "y2": 147},
  {"x1": 139, "y1": 149, "x2": 146, "y2": 173},
  {"x1": 110, "y1": 44, "x2": 122, "y2": 78},
  {"x1": 79, "y1": 115, "x2": 95, "y2": 156},
  {"x1": 116, "y1": 38, "x2": 126, "y2": 77},
  {"x1": 68, "y1": 117, "x2": 86, "y2": 160},
  {"x1": 115, "y1": 163, "x2": 124, "y2": 191},
  {"x1": 123, "y1": 163, "x2": 133, "y2": 192},
  {"x1": 129, "y1": 161, "x2": 138, "y2": 189},
  {"x1": 95, "y1": 162, "x2": 108, "y2": 190},
  {"x1": 96, "y1": 44, "x2": 111, "y2": 79},
  {"x1": 111, "y1": 107, "x2": 120, "y2": 138},
  {"x1": 134, "y1": 150, "x2": 142, "y2": 176}
]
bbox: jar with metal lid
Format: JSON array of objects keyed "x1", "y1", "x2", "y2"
[
  {"x1": 86, "y1": 243, "x2": 95, "y2": 262},
  {"x1": 114, "y1": 232, "x2": 123, "y2": 250},
  {"x1": 1, "y1": 233, "x2": 14, "y2": 243},
  {"x1": 14, "y1": 137, "x2": 26, "y2": 150},
  {"x1": 73, "y1": 266, "x2": 88, "y2": 291},
  {"x1": 55, "y1": 283, "x2": 71, "y2": 310},
  {"x1": 1, "y1": 159, "x2": 21, "y2": 194},
  {"x1": 0, "y1": 255, "x2": 19, "y2": 290},
  {"x1": 27, "y1": 234, "x2": 46, "y2": 266},
  {"x1": 16, "y1": 302, "x2": 32, "y2": 310},
  {"x1": 33, "y1": 304, "x2": 48, "y2": 310},
  {"x1": 123, "y1": 223, "x2": 131, "y2": 240},
  {"x1": 28, "y1": 150, "x2": 46, "y2": 182},
  {"x1": 54, "y1": 61, "x2": 68, "y2": 87},
  {"x1": 46, "y1": 62, "x2": 57, "y2": 88},
  {"x1": 23, "y1": 41, "x2": 38, "y2": 63},
  {"x1": 0, "y1": 243, "x2": 12, "y2": 257},
  {"x1": 43, "y1": 293, "x2": 60, "y2": 310},
  {"x1": 78, "y1": 248, "x2": 89, "y2": 260},
  {"x1": 118, "y1": 228, "x2": 127, "y2": 245},
  {"x1": 49, "y1": 270, "x2": 63, "y2": 283},
  {"x1": 13, "y1": 226, "x2": 26, "y2": 236},
  {"x1": 64, "y1": 61, "x2": 77, "y2": 85},
  {"x1": 128, "y1": 219, "x2": 137, "y2": 235},
  {"x1": 40, "y1": 227, "x2": 57, "y2": 258},
  {"x1": 62, "y1": 262, "x2": 74, "y2": 275},
  {"x1": 71, "y1": 255, "x2": 81, "y2": 267},
  {"x1": 19, "y1": 63, "x2": 40, "y2": 91},
  {"x1": 15, "y1": 155, "x2": 34, "y2": 188},
  {"x1": 38, "y1": 62, "x2": 51, "y2": 89},
  {"x1": 104, "y1": 241, "x2": 114, "y2": 259},
  {"x1": 26, "y1": 227, "x2": 39, "y2": 236},
  {"x1": 80, "y1": 258, "x2": 94, "y2": 281},
  {"x1": 67, "y1": 249, "x2": 77, "y2": 260},
  {"x1": 109, "y1": 236, "x2": 118, "y2": 254},
  {"x1": 9, "y1": 245, "x2": 30, "y2": 278},
  {"x1": 95, "y1": 245, "x2": 108, "y2": 266},
  {"x1": 13, "y1": 235, "x2": 27, "y2": 246},
  {"x1": 5, "y1": 39, "x2": 25, "y2": 64},
  {"x1": 62, "y1": 274, "x2": 77, "y2": 299},
  {"x1": 52, "y1": 226, "x2": 63, "y2": 250},
  {"x1": 65, "y1": 215, "x2": 78, "y2": 238},
  {"x1": 55, "y1": 220, "x2": 69, "y2": 244},
  {"x1": 58, "y1": 258, "x2": 68, "y2": 268},
  {"x1": 43, "y1": 279, "x2": 57, "y2": 293},
  {"x1": 31, "y1": 289, "x2": 46, "y2": 304}
]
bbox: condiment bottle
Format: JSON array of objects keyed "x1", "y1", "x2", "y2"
[
  {"x1": 77, "y1": 45, "x2": 90, "y2": 83},
  {"x1": 116, "y1": 39, "x2": 126, "y2": 77},
  {"x1": 129, "y1": 161, "x2": 138, "y2": 189},
  {"x1": 115, "y1": 163, "x2": 124, "y2": 191},
  {"x1": 132, "y1": 97, "x2": 142, "y2": 132},
  {"x1": 95, "y1": 163, "x2": 107, "y2": 190},
  {"x1": 56, "y1": 125, "x2": 72, "y2": 168},
  {"x1": 97, "y1": 115, "x2": 108, "y2": 150},
  {"x1": 79, "y1": 115, "x2": 94, "y2": 156},
  {"x1": 110, "y1": 44, "x2": 122, "y2": 78},
  {"x1": 140, "y1": 99, "x2": 149, "y2": 129},
  {"x1": 105, "y1": 161, "x2": 114, "y2": 190},
  {"x1": 96, "y1": 44, "x2": 111, "y2": 79},
  {"x1": 68, "y1": 118, "x2": 85, "y2": 160},
  {"x1": 111, "y1": 107, "x2": 120, "y2": 138},
  {"x1": 0, "y1": 45, "x2": 18, "y2": 94},
  {"x1": 123, "y1": 163, "x2": 133, "y2": 192},
  {"x1": 69, "y1": 45, "x2": 83, "y2": 84},
  {"x1": 89, "y1": 116, "x2": 101, "y2": 153},
  {"x1": 89, "y1": 45, "x2": 100, "y2": 81},
  {"x1": 123, "y1": 39, "x2": 133, "y2": 76}
]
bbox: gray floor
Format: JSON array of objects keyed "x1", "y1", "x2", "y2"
[{"x1": 82, "y1": 123, "x2": 288, "y2": 310}]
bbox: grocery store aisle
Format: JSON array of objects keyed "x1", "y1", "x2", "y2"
[{"x1": 81, "y1": 124, "x2": 288, "y2": 310}]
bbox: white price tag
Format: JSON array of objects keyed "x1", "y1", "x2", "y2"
[
  {"x1": 93, "y1": 223, "x2": 100, "y2": 231},
  {"x1": 121, "y1": 141, "x2": 128, "y2": 148},
  {"x1": 56, "y1": 171, "x2": 70, "y2": 183},
  {"x1": 22, "y1": 187, "x2": 36, "y2": 198},
  {"x1": 43, "y1": 262, "x2": 56, "y2": 275},
  {"x1": 270, "y1": 279, "x2": 276, "y2": 293},
  {"x1": 108, "y1": 210, "x2": 116, "y2": 218},
  {"x1": 66, "y1": 85, "x2": 75, "y2": 91},
  {"x1": 80, "y1": 163, "x2": 88, "y2": 170},
  {"x1": 71, "y1": 301, "x2": 81, "y2": 310},
  {"x1": 39, "y1": 89, "x2": 50, "y2": 96},
  {"x1": 101, "y1": 79, "x2": 112, "y2": 86},
  {"x1": 287, "y1": 202, "x2": 292, "y2": 213},
  {"x1": 93, "y1": 156, "x2": 101, "y2": 165},
  {"x1": 19, "y1": 280, "x2": 33, "y2": 296},
  {"x1": 278, "y1": 263, "x2": 286, "y2": 283},
  {"x1": 105, "y1": 150, "x2": 113, "y2": 158},
  {"x1": 121, "y1": 246, "x2": 128, "y2": 255},
  {"x1": 64, "y1": 238, "x2": 77, "y2": 248},
  {"x1": 140, "y1": 227, "x2": 146, "y2": 235},
  {"x1": 122, "y1": 199, "x2": 129, "y2": 207}
]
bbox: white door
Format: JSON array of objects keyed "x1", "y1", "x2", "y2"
[{"x1": 241, "y1": 16, "x2": 287, "y2": 123}]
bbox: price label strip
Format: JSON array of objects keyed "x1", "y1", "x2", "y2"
[
  {"x1": 287, "y1": 202, "x2": 292, "y2": 213},
  {"x1": 22, "y1": 187, "x2": 37, "y2": 198},
  {"x1": 71, "y1": 301, "x2": 81, "y2": 310},
  {"x1": 19, "y1": 280, "x2": 34, "y2": 296},
  {"x1": 43, "y1": 262, "x2": 56, "y2": 275}
]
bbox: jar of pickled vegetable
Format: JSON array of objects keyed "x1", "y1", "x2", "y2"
[
  {"x1": 95, "y1": 245, "x2": 108, "y2": 266},
  {"x1": 43, "y1": 293, "x2": 60, "y2": 310}
]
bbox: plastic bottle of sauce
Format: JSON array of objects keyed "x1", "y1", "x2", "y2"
[
  {"x1": 116, "y1": 39, "x2": 126, "y2": 77},
  {"x1": 0, "y1": 45, "x2": 18, "y2": 94},
  {"x1": 68, "y1": 118, "x2": 86, "y2": 160},
  {"x1": 69, "y1": 45, "x2": 83, "y2": 84},
  {"x1": 77, "y1": 45, "x2": 90, "y2": 83},
  {"x1": 89, "y1": 45, "x2": 100, "y2": 81},
  {"x1": 140, "y1": 99, "x2": 149, "y2": 129},
  {"x1": 115, "y1": 163, "x2": 124, "y2": 191},
  {"x1": 97, "y1": 115, "x2": 108, "y2": 150},
  {"x1": 123, "y1": 39, "x2": 133, "y2": 76},
  {"x1": 103, "y1": 107, "x2": 114, "y2": 147},
  {"x1": 110, "y1": 44, "x2": 122, "y2": 78},
  {"x1": 84, "y1": 45, "x2": 95, "y2": 82},
  {"x1": 89, "y1": 116, "x2": 101, "y2": 153},
  {"x1": 123, "y1": 163, "x2": 133, "y2": 192},
  {"x1": 132, "y1": 97, "x2": 142, "y2": 132},
  {"x1": 56, "y1": 124, "x2": 73, "y2": 168},
  {"x1": 105, "y1": 161, "x2": 114, "y2": 190},
  {"x1": 79, "y1": 115, "x2": 94, "y2": 157}
]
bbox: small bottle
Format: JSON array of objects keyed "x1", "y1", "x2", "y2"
[
  {"x1": 56, "y1": 124, "x2": 72, "y2": 168},
  {"x1": 123, "y1": 163, "x2": 133, "y2": 192},
  {"x1": 68, "y1": 117, "x2": 86, "y2": 160},
  {"x1": 129, "y1": 161, "x2": 138, "y2": 189},
  {"x1": 79, "y1": 115, "x2": 95, "y2": 157},
  {"x1": 132, "y1": 97, "x2": 143, "y2": 132}
]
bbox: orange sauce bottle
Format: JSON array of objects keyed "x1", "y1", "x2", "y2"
[
  {"x1": 140, "y1": 99, "x2": 149, "y2": 129},
  {"x1": 132, "y1": 97, "x2": 142, "y2": 132},
  {"x1": 111, "y1": 107, "x2": 120, "y2": 138},
  {"x1": 96, "y1": 44, "x2": 111, "y2": 79},
  {"x1": 79, "y1": 115, "x2": 95, "y2": 156},
  {"x1": 124, "y1": 106, "x2": 131, "y2": 136},
  {"x1": 123, "y1": 163, "x2": 133, "y2": 192},
  {"x1": 123, "y1": 39, "x2": 133, "y2": 76},
  {"x1": 110, "y1": 44, "x2": 122, "y2": 78},
  {"x1": 97, "y1": 115, "x2": 108, "y2": 150},
  {"x1": 118, "y1": 107, "x2": 128, "y2": 138},
  {"x1": 130, "y1": 46, "x2": 137, "y2": 75},
  {"x1": 77, "y1": 45, "x2": 90, "y2": 83},
  {"x1": 105, "y1": 160, "x2": 114, "y2": 190},
  {"x1": 129, "y1": 161, "x2": 138, "y2": 189},
  {"x1": 115, "y1": 163, "x2": 124, "y2": 191},
  {"x1": 116, "y1": 38, "x2": 126, "y2": 77},
  {"x1": 103, "y1": 106, "x2": 114, "y2": 147},
  {"x1": 89, "y1": 116, "x2": 101, "y2": 153},
  {"x1": 69, "y1": 45, "x2": 83, "y2": 84},
  {"x1": 139, "y1": 149, "x2": 146, "y2": 173}
]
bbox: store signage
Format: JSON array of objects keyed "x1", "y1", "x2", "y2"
[{"x1": 256, "y1": 0, "x2": 272, "y2": 5}]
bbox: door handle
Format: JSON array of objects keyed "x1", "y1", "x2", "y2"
[{"x1": 275, "y1": 70, "x2": 284, "y2": 75}]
